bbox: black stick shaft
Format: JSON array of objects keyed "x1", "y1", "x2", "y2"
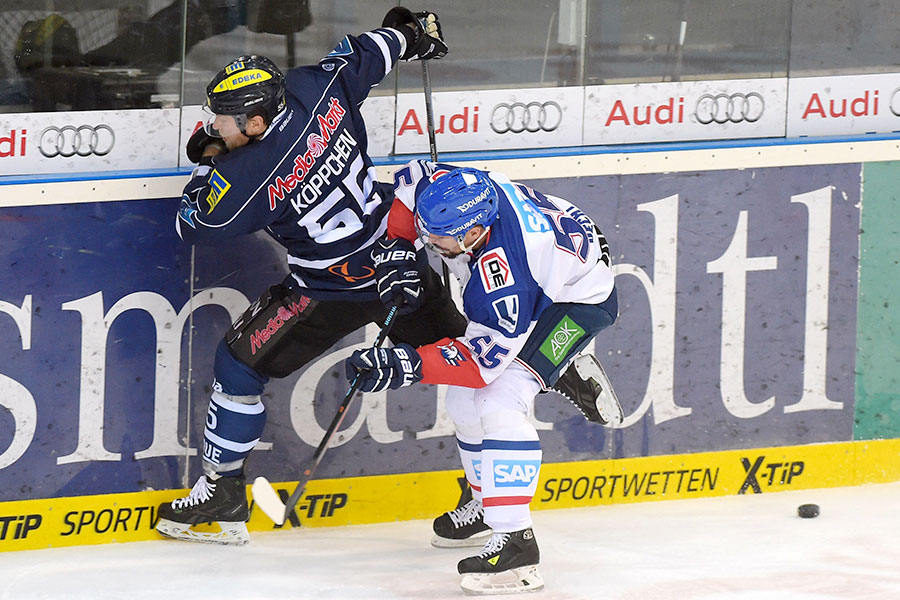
[
  {"x1": 422, "y1": 61, "x2": 438, "y2": 163},
  {"x1": 281, "y1": 305, "x2": 400, "y2": 521},
  {"x1": 421, "y1": 60, "x2": 451, "y2": 287}
]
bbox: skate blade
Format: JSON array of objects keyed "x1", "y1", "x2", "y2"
[
  {"x1": 156, "y1": 518, "x2": 250, "y2": 546},
  {"x1": 574, "y1": 355, "x2": 623, "y2": 426},
  {"x1": 430, "y1": 529, "x2": 492, "y2": 548},
  {"x1": 460, "y1": 564, "x2": 544, "y2": 595}
]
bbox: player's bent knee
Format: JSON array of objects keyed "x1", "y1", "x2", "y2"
[
  {"x1": 213, "y1": 339, "x2": 268, "y2": 397},
  {"x1": 480, "y1": 409, "x2": 532, "y2": 436},
  {"x1": 444, "y1": 386, "x2": 477, "y2": 425}
]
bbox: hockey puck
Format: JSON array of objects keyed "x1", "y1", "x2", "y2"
[{"x1": 797, "y1": 503, "x2": 819, "y2": 518}]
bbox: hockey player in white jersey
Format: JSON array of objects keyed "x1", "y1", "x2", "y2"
[{"x1": 346, "y1": 160, "x2": 622, "y2": 594}]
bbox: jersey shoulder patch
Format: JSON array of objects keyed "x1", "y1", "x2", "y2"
[
  {"x1": 327, "y1": 36, "x2": 354, "y2": 57},
  {"x1": 476, "y1": 247, "x2": 515, "y2": 293}
]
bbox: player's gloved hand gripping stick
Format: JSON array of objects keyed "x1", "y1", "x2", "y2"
[{"x1": 251, "y1": 305, "x2": 400, "y2": 525}]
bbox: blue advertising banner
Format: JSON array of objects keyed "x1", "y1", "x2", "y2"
[{"x1": 0, "y1": 163, "x2": 859, "y2": 501}]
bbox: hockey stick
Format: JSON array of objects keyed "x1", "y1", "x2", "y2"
[
  {"x1": 421, "y1": 60, "x2": 452, "y2": 288},
  {"x1": 422, "y1": 60, "x2": 439, "y2": 164},
  {"x1": 251, "y1": 304, "x2": 400, "y2": 525}
]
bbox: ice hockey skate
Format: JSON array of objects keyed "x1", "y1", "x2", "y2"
[
  {"x1": 432, "y1": 495, "x2": 492, "y2": 548},
  {"x1": 156, "y1": 474, "x2": 250, "y2": 545},
  {"x1": 554, "y1": 353, "x2": 624, "y2": 425},
  {"x1": 457, "y1": 528, "x2": 544, "y2": 595}
]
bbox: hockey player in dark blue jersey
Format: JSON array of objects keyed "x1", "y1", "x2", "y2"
[
  {"x1": 156, "y1": 9, "x2": 465, "y2": 546},
  {"x1": 345, "y1": 161, "x2": 624, "y2": 594}
]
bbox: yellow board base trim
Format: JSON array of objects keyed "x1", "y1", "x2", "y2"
[{"x1": 2, "y1": 439, "x2": 898, "y2": 552}]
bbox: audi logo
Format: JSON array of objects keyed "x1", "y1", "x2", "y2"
[
  {"x1": 695, "y1": 92, "x2": 765, "y2": 124},
  {"x1": 490, "y1": 101, "x2": 562, "y2": 134},
  {"x1": 890, "y1": 87, "x2": 900, "y2": 117},
  {"x1": 38, "y1": 124, "x2": 115, "y2": 158}
]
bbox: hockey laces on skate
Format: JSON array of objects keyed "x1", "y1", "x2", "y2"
[
  {"x1": 478, "y1": 532, "x2": 511, "y2": 557},
  {"x1": 449, "y1": 498, "x2": 484, "y2": 528},
  {"x1": 172, "y1": 476, "x2": 216, "y2": 509}
]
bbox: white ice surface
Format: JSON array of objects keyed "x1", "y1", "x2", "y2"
[{"x1": 2, "y1": 482, "x2": 899, "y2": 600}]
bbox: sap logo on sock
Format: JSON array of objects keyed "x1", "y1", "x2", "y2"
[
  {"x1": 472, "y1": 460, "x2": 482, "y2": 481},
  {"x1": 493, "y1": 460, "x2": 541, "y2": 487}
]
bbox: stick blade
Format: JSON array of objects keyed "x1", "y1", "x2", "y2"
[{"x1": 251, "y1": 476, "x2": 287, "y2": 525}]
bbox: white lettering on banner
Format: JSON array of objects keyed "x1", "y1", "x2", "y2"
[
  {"x1": 707, "y1": 212, "x2": 779, "y2": 418},
  {"x1": 785, "y1": 187, "x2": 843, "y2": 413},
  {"x1": 0, "y1": 296, "x2": 37, "y2": 469},
  {"x1": 56, "y1": 288, "x2": 249, "y2": 464},
  {"x1": 0, "y1": 188, "x2": 847, "y2": 469},
  {"x1": 611, "y1": 195, "x2": 691, "y2": 427}
]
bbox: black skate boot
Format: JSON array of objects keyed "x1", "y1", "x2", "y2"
[
  {"x1": 553, "y1": 354, "x2": 623, "y2": 425},
  {"x1": 457, "y1": 528, "x2": 544, "y2": 595},
  {"x1": 156, "y1": 474, "x2": 250, "y2": 545},
  {"x1": 432, "y1": 496, "x2": 492, "y2": 548}
]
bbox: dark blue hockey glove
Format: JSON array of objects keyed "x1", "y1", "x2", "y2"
[
  {"x1": 372, "y1": 236, "x2": 423, "y2": 315},
  {"x1": 382, "y1": 7, "x2": 448, "y2": 61},
  {"x1": 345, "y1": 344, "x2": 423, "y2": 392},
  {"x1": 185, "y1": 127, "x2": 226, "y2": 163}
]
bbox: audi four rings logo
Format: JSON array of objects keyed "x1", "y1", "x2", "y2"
[
  {"x1": 695, "y1": 92, "x2": 765, "y2": 124},
  {"x1": 491, "y1": 101, "x2": 563, "y2": 134},
  {"x1": 890, "y1": 87, "x2": 900, "y2": 117},
  {"x1": 39, "y1": 124, "x2": 115, "y2": 158}
]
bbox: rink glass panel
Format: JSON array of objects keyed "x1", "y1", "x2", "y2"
[{"x1": 1, "y1": 0, "x2": 899, "y2": 112}]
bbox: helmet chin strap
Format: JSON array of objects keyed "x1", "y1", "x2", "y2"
[{"x1": 456, "y1": 226, "x2": 490, "y2": 254}]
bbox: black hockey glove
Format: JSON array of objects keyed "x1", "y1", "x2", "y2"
[
  {"x1": 345, "y1": 344, "x2": 423, "y2": 393},
  {"x1": 372, "y1": 236, "x2": 424, "y2": 315},
  {"x1": 185, "y1": 128, "x2": 226, "y2": 164},
  {"x1": 382, "y1": 7, "x2": 448, "y2": 61}
]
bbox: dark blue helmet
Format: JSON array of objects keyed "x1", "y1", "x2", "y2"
[
  {"x1": 415, "y1": 168, "x2": 499, "y2": 240},
  {"x1": 206, "y1": 55, "x2": 285, "y2": 123}
]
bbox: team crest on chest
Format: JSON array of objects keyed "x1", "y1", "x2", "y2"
[{"x1": 477, "y1": 247, "x2": 514, "y2": 293}]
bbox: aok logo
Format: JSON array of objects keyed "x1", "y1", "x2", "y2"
[
  {"x1": 493, "y1": 460, "x2": 541, "y2": 487},
  {"x1": 0, "y1": 514, "x2": 42, "y2": 540},
  {"x1": 738, "y1": 456, "x2": 805, "y2": 494}
]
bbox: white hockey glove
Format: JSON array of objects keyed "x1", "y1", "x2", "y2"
[
  {"x1": 345, "y1": 344, "x2": 423, "y2": 393},
  {"x1": 372, "y1": 236, "x2": 424, "y2": 315},
  {"x1": 382, "y1": 7, "x2": 448, "y2": 61}
]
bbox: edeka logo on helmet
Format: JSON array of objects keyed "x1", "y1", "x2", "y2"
[
  {"x1": 206, "y1": 55, "x2": 286, "y2": 121},
  {"x1": 415, "y1": 168, "x2": 499, "y2": 240},
  {"x1": 212, "y1": 70, "x2": 272, "y2": 93}
]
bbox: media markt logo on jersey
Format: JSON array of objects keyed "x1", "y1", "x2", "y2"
[{"x1": 539, "y1": 316, "x2": 584, "y2": 365}]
